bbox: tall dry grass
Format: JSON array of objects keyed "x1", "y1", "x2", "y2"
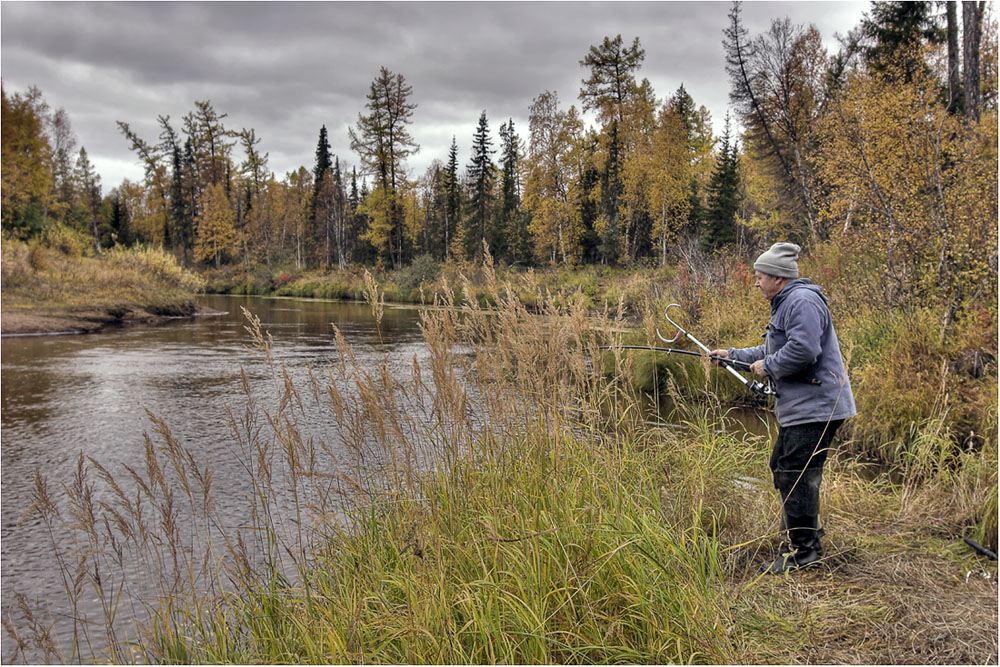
[{"x1": 2, "y1": 233, "x2": 203, "y2": 317}]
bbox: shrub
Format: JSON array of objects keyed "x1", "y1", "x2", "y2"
[
  {"x1": 395, "y1": 254, "x2": 441, "y2": 292},
  {"x1": 107, "y1": 246, "x2": 205, "y2": 293},
  {"x1": 1, "y1": 237, "x2": 33, "y2": 287},
  {"x1": 40, "y1": 224, "x2": 91, "y2": 257}
]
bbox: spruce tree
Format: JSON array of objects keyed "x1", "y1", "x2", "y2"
[
  {"x1": 443, "y1": 137, "x2": 460, "y2": 259},
  {"x1": 311, "y1": 125, "x2": 333, "y2": 267},
  {"x1": 169, "y1": 143, "x2": 196, "y2": 263},
  {"x1": 702, "y1": 117, "x2": 740, "y2": 251},
  {"x1": 332, "y1": 157, "x2": 348, "y2": 268},
  {"x1": 312, "y1": 127, "x2": 332, "y2": 206},
  {"x1": 578, "y1": 135, "x2": 602, "y2": 264},
  {"x1": 110, "y1": 193, "x2": 132, "y2": 246},
  {"x1": 74, "y1": 147, "x2": 103, "y2": 253},
  {"x1": 465, "y1": 111, "x2": 495, "y2": 260},
  {"x1": 862, "y1": 1, "x2": 943, "y2": 83},
  {"x1": 350, "y1": 170, "x2": 374, "y2": 264},
  {"x1": 497, "y1": 119, "x2": 527, "y2": 263},
  {"x1": 427, "y1": 162, "x2": 451, "y2": 260},
  {"x1": 599, "y1": 121, "x2": 623, "y2": 263}
]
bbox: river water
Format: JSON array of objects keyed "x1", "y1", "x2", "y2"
[{"x1": 1, "y1": 294, "x2": 431, "y2": 662}]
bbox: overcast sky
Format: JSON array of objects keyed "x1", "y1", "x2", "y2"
[{"x1": 1, "y1": 1, "x2": 869, "y2": 191}]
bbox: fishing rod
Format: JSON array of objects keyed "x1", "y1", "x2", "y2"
[
  {"x1": 595, "y1": 345, "x2": 756, "y2": 372},
  {"x1": 655, "y1": 303, "x2": 778, "y2": 399}
]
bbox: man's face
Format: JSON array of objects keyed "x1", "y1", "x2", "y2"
[{"x1": 754, "y1": 271, "x2": 786, "y2": 301}]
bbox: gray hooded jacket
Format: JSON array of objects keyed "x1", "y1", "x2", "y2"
[{"x1": 729, "y1": 279, "x2": 857, "y2": 427}]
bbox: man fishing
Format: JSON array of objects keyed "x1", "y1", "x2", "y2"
[{"x1": 710, "y1": 242, "x2": 856, "y2": 574}]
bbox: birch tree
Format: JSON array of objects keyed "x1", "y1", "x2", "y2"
[{"x1": 523, "y1": 91, "x2": 584, "y2": 264}]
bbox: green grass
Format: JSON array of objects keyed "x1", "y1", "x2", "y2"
[{"x1": 152, "y1": 416, "x2": 761, "y2": 664}]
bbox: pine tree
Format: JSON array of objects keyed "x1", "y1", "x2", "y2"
[
  {"x1": 579, "y1": 34, "x2": 646, "y2": 126},
  {"x1": 579, "y1": 34, "x2": 646, "y2": 265},
  {"x1": 465, "y1": 110, "x2": 495, "y2": 260},
  {"x1": 349, "y1": 67, "x2": 419, "y2": 269},
  {"x1": 963, "y1": 1, "x2": 987, "y2": 122},
  {"x1": 702, "y1": 116, "x2": 740, "y2": 251}
]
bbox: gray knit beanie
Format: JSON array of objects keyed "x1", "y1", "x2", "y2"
[{"x1": 754, "y1": 242, "x2": 800, "y2": 278}]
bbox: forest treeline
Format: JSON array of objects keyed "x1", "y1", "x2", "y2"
[{"x1": 2, "y1": 1, "x2": 997, "y2": 318}]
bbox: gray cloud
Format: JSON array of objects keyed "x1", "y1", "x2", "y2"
[{"x1": 1, "y1": 1, "x2": 866, "y2": 189}]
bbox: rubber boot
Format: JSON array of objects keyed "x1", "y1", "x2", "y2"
[{"x1": 766, "y1": 467, "x2": 824, "y2": 574}]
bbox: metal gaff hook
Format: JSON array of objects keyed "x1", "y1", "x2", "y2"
[{"x1": 656, "y1": 303, "x2": 711, "y2": 355}]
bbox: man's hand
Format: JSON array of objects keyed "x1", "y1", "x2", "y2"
[
  {"x1": 708, "y1": 349, "x2": 729, "y2": 366},
  {"x1": 750, "y1": 360, "x2": 768, "y2": 377}
]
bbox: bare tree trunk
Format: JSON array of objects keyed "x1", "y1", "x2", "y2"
[
  {"x1": 325, "y1": 211, "x2": 331, "y2": 269},
  {"x1": 660, "y1": 202, "x2": 667, "y2": 267},
  {"x1": 948, "y1": 1, "x2": 961, "y2": 112},
  {"x1": 558, "y1": 218, "x2": 566, "y2": 264},
  {"x1": 91, "y1": 213, "x2": 101, "y2": 255},
  {"x1": 963, "y1": 1, "x2": 985, "y2": 122}
]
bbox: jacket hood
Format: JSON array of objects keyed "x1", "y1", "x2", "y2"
[{"x1": 771, "y1": 278, "x2": 827, "y2": 311}]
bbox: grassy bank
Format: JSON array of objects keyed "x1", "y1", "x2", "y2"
[
  {"x1": 200, "y1": 255, "x2": 669, "y2": 316},
  {"x1": 145, "y1": 401, "x2": 996, "y2": 664},
  {"x1": 5, "y1": 260, "x2": 995, "y2": 664},
  {"x1": 1, "y1": 228, "x2": 205, "y2": 334}
]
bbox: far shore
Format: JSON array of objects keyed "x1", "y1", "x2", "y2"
[{"x1": 1, "y1": 305, "x2": 225, "y2": 337}]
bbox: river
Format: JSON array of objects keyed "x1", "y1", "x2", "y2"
[{"x1": 1, "y1": 294, "x2": 432, "y2": 663}]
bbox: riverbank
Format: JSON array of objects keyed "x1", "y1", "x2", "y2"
[
  {"x1": 1, "y1": 305, "x2": 225, "y2": 336},
  {"x1": 200, "y1": 257, "x2": 665, "y2": 316},
  {"x1": 1, "y1": 238, "x2": 207, "y2": 336}
]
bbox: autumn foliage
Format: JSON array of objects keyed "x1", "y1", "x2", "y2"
[{"x1": 817, "y1": 66, "x2": 997, "y2": 319}]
